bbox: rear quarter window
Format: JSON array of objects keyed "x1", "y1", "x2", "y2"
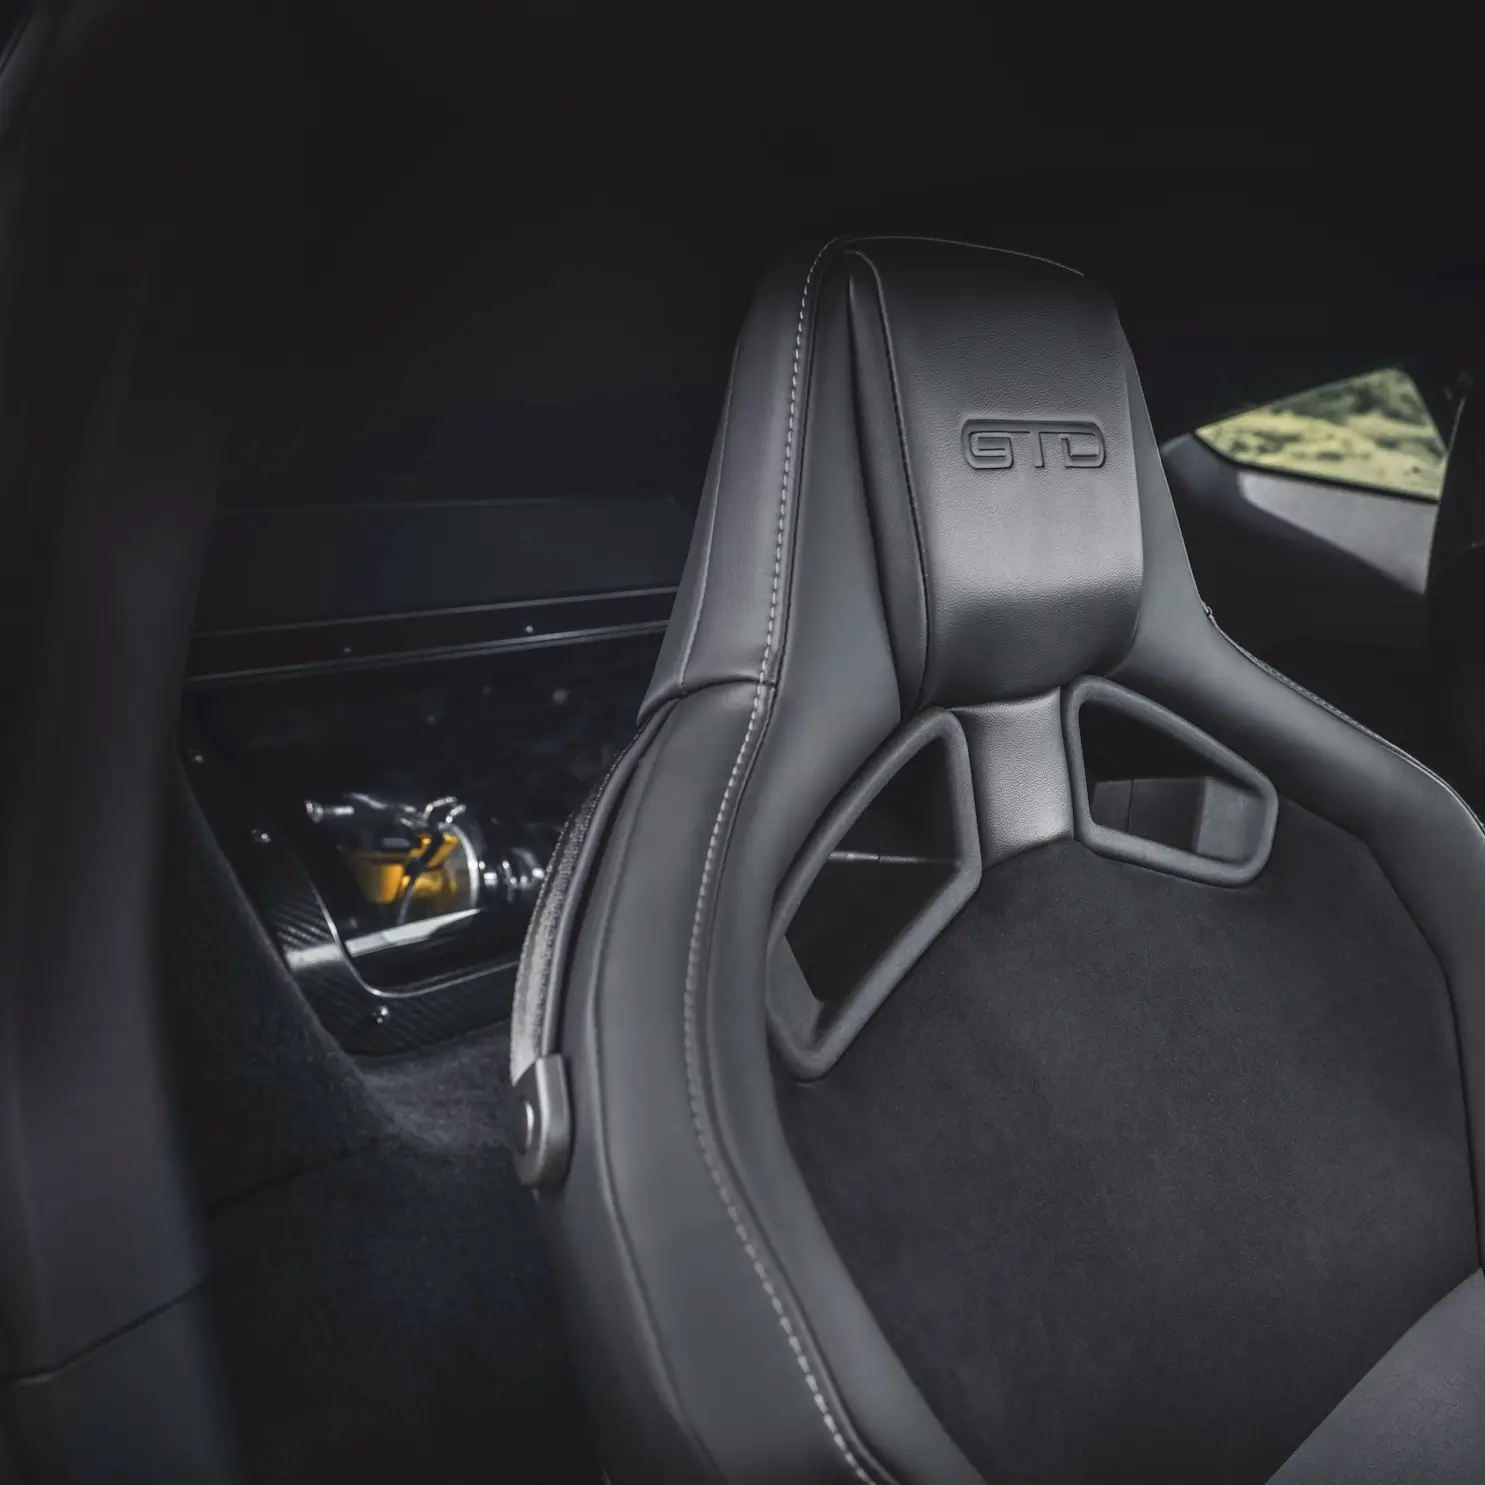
[{"x1": 1197, "y1": 368, "x2": 1446, "y2": 501}]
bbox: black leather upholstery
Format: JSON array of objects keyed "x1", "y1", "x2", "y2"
[
  {"x1": 513, "y1": 238, "x2": 1485, "y2": 1484},
  {"x1": 647, "y1": 243, "x2": 1143, "y2": 717},
  {"x1": 1430, "y1": 386, "x2": 1485, "y2": 806}
]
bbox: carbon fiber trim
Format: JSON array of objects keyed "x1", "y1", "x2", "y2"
[{"x1": 181, "y1": 726, "x2": 514, "y2": 1055}]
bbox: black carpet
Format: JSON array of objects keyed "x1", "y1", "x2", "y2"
[
  {"x1": 360, "y1": 1025, "x2": 519, "y2": 1151},
  {"x1": 163, "y1": 786, "x2": 599, "y2": 1484},
  {"x1": 777, "y1": 802, "x2": 1477, "y2": 1485}
]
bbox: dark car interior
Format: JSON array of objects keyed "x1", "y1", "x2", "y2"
[{"x1": 4, "y1": 2, "x2": 1485, "y2": 1482}]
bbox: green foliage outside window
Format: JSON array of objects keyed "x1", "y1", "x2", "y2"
[{"x1": 1197, "y1": 368, "x2": 1446, "y2": 500}]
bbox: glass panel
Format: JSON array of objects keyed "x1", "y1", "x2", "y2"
[{"x1": 1197, "y1": 368, "x2": 1446, "y2": 500}]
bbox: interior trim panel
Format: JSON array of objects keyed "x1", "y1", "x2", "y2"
[{"x1": 767, "y1": 709, "x2": 982, "y2": 1078}]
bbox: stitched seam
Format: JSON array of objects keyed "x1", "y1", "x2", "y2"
[
  {"x1": 677, "y1": 346, "x2": 739, "y2": 693},
  {"x1": 848, "y1": 248, "x2": 933, "y2": 714},
  {"x1": 1212, "y1": 612, "x2": 1485, "y2": 1250},
  {"x1": 585, "y1": 714, "x2": 730, "y2": 1484},
  {"x1": 681, "y1": 238, "x2": 875, "y2": 1485},
  {"x1": 1208, "y1": 610, "x2": 1485, "y2": 836}
]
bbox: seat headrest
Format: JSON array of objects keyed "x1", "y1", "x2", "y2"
[{"x1": 646, "y1": 236, "x2": 1148, "y2": 713}]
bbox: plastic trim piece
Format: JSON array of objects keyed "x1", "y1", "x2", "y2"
[
  {"x1": 187, "y1": 587, "x2": 675, "y2": 685},
  {"x1": 3, "y1": 1292, "x2": 242, "y2": 1484},
  {"x1": 767, "y1": 710, "x2": 982, "y2": 1078},
  {"x1": 512, "y1": 1055, "x2": 571, "y2": 1188},
  {"x1": 1064, "y1": 676, "x2": 1278, "y2": 886}
]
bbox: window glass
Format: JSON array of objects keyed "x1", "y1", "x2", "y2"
[{"x1": 1196, "y1": 368, "x2": 1446, "y2": 500}]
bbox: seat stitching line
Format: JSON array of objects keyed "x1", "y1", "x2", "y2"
[
  {"x1": 1208, "y1": 609, "x2": 1485, "y2": 835},
  {"x1": 1210, "y1": 612, "x2": 1485, "y2": 1251},
  {"x1": 681, "y1": 237, "x2": 877, "y2": 1485},
  {"x1": 585, "y1": 712, "x2": 729, "y2": 1482}
]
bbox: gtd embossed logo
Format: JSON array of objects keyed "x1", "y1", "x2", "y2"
[{"x1": 962, "y1": 420, "x2": 1106, "y2": 471}]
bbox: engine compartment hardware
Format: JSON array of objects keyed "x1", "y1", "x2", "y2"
[{"x1": 302, "y1": 788, "x2": 555, "y2": 932}]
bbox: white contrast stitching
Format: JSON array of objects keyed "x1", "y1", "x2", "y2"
[
  {"x1": 681, "y1": 238, "x2": 875, "y2": 1485},
  {"x1": 1208, "y1": 608, "x2": 1485, "y2": 837}
]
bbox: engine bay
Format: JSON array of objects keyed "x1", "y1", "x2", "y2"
[{"x1": 181, "y1": 497, "x2": 679, "y2": 1053}]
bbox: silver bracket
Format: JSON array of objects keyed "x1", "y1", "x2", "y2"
[{"x1": 513, "y1": 1055, "x2": 572, "y2": 1188}]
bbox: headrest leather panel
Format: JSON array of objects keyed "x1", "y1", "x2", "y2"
[
  {"x1": 645, "y1": 236, "x2": 1148, "y2": 715},
  {"x1": 843, "y1": 240, "x2": 1143, "y2": 704}
]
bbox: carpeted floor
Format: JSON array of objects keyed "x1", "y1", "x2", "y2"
[{"x1": 163, "y1": 784, "x2": 599, "y2": 1484}]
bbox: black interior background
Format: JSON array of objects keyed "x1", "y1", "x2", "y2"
[
  {"x1": 220, "y1": 1, "x2": 1485, "y2": 523},
  {"x1": 4, "y1": 5, "x2": 1481, "y2": 1483}
]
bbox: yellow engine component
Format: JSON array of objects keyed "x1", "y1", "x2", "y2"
[{"x1": 342, "y1": 831, "x2": 469, "y2": 917}]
